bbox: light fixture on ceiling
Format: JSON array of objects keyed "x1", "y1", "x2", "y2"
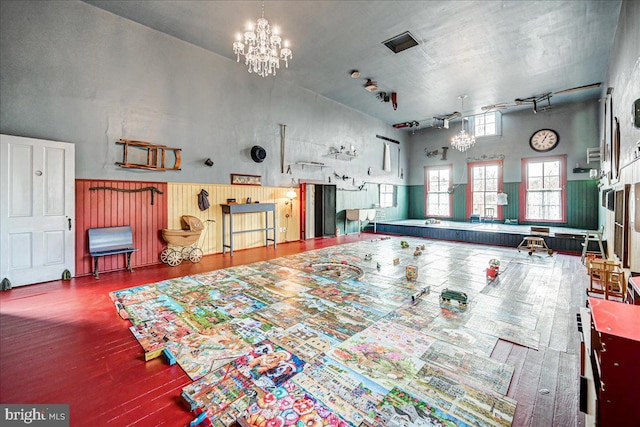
[
  {"x1": 451, "y1": 95, "x2": 476, "y2": 152},
  {"x1": 364, "y1": 79, "x2": 378, "y2": 92},
  {"x1": 350, "y1": 70, "x2": 360, "y2": 78},
  {"x1": 232, "y1": 1, "x2": 292, "y2": 77}
]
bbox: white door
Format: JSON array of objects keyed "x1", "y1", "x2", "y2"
[{"x1": 0, "y1": 134, "x2": 75, "y2": 287}]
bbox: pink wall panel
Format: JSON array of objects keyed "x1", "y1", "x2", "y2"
[{"x1": 75, "y1": 179, "x2": 168, "y2": 277}]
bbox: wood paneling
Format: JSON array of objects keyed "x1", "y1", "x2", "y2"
[
  {"x1": 167, "y1": 183, "x2": 300, "y2": 255},
  {"x1": 565, "y1": 180, "x2": 599, "y2": 229},
  {"x1": 75, "y1": 179, "x2": 168, "y2": 276}
]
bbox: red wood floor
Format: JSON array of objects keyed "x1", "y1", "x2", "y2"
[{"x1": 1, "y1": 233, "x2": 587, "y2": 426}]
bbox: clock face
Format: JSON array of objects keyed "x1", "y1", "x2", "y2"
[{"x1": 529, "y1": 129, "x2": 559, "y2": 152}]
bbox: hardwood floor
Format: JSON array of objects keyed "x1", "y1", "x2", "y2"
[{"x1": 0, "y1": 234, "x2": 588, "y2": 426}]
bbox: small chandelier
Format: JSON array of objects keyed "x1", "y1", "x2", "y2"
[
  {"x1": 232, "y1": 1, "x2": 292, "y2": 77},
  {"x1": 451, "y1": 95, "x2": 476, "y2": 152}
]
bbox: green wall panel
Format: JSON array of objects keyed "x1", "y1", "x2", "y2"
[
  {"x1": 452, "y1": 184, "x2": 467, "y2": 221},
  {"x1": 408, "y1": 185, "x2": 425, "y2": 218},
  {"x1": 565, "y1": 179, "x2": 599, "y2": 229},
  {"x1": 502, "y1": 182, "x2": 520, "y2": 221}
]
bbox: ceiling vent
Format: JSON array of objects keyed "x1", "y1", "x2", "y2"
[{"x1": 382, "y1": 31, "x2": 419, "y2": 54}]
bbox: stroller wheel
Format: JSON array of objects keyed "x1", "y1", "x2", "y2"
[
  {"x1": 166, "y1": 250, "x2": 182, "y2": 267},
  {"x1": 181, "y1": 247, "x2": 192, "y2": 260},
  {"x1": 189, "y1": 248, "x2": 203, "y2": 263},
  {"x1": 160, "y1": 247, "x2": 171, "y2": 264}
]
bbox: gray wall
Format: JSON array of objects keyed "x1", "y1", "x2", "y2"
[
  {"x1": 407, "y1": 100, "x2": 600, "y2": 186},
  {"x1": 0, "y1": 1, "x2": 409, "y2": 190},
  {"x1": 602, "y1": 0, "x2": 640, "y2": 168}
]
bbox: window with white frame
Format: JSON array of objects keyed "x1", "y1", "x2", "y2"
[
  {"x1": 425, "y1": 165, "x2": 452, "y2": 217},
  {"x1": 522, "y1": 156, "x2": 566, "y2": 222},
  {"x1": 473, "y1": 112, "x2": 500, "y2": 137},
  {"x1": 467, "y1": 160, "x2": 503, "y2": 219},
  {"x1": 379, "y1": 184, "x2": 395, "y2": 208}
]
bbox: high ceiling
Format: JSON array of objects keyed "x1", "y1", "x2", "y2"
[{"x1": 84, "y1": 0, "x2": 622, "y2": 130}]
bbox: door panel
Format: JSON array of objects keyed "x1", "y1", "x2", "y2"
[
  {"x1": 8, "y1": 144, "x2": 33, "y2": 217},
  {"x1": 1, "y1": 134, "x2": 75, "y2": 287},
  {"x1": 44, "y1": 147, "x2": 66, "y2": 216}
]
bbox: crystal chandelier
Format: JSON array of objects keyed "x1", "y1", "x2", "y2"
[
  {"x1": 232, "y1": 1, "x2": 292, "y2": 77},
  {"x1": 451, "y1": 95, "x2": 476, "y2": 152}
]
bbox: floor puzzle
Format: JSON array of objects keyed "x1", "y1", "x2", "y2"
[
  {"x1": 292, "y1": 356, "x2": 389, "y2": 426},
  {"x1": 419, "y1": 340, "x2": 515, "y2": 395},
  {"x1": 270, "y1": 323, "x2": 340, "y2": 361},
  {"x1": 407, "y1": 363, "x2": 517, "y2": 427},
  {"x1": 110, "y1": 237, "x2": 558, "y2": 426},
  {"x1": 373, "y1": 386, "x2": 471, "y2": 427},
  {"x1": 232, "y1": 340, "x2": 306, "y2": 390}
]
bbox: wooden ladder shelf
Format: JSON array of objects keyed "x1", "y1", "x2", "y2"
[{"x1": 116, "y1": 139, "x2": 181, "y2": 171}]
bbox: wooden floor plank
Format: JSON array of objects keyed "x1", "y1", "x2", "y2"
[
  {"x1": 553, "y1": 351, "x2": 580, "y2": 427},
  {"x1": 512, "y1": 347, "x2": 546, "y2": 426},
  {"x1": 531, "y1": 347, "x2": 562, "y2": 426}
]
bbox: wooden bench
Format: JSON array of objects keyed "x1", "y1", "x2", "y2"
[{"x1": 88, "y1": 226, "x2": 138, "y2": 278}]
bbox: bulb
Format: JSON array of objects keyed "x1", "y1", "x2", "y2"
[
  {"x1": 236, "y1": 33, "x2": 242, "y2": 41},
  {"x1": 284, "y1": 40, "x2": 289, "y2": 47},
  {"x1": 273, "y1": 26, "x2": 279, "y2": 35},
  {"x1": 247, "y1": 22, "x2": 254, "y2": 31}
]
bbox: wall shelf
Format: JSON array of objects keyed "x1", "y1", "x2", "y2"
[
  {"x1": 327, "y1": 152, "x2": 357, "y2": 161},
  {"x1": 296, "y1": 161, "x2": 327, "y2": 170}
]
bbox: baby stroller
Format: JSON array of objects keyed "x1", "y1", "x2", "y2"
[{"x1": 160, "y1": 215, "x2": 209, "y2": 266}]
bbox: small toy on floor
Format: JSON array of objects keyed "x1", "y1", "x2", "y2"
[
  {"x1": 411, "y1": 286, "x2": 430, "y2": 304},
  {"x1": 440, "y1": 288, "x2": 468, "y2": 307},
  {"x1": 400, "y1": 240, "x2": 409, "y2": 248},
  {"x1": 393, "y1": 258, "x2": 400, "y2": 265},
  {"x1": 486, "y1": 258, "x2": 500, "y2": 280},
  {"x1": 414, "y1": 247, "x2": 422, "y2": 256},
  {"x1": 364, "y1": 254, "x2": 372, "y2": 261},
  {"x1": 406, "y1": 265, "x2": 418, "y2": 281}
]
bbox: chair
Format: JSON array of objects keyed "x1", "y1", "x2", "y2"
[
  {"x1": 605, "y1": 270, "x2": 626, "y2": 301},
  {"x1": 484, "y1": 208, "x2": 495, "y2": 223},
  {"x1": 588, "y1": 266, "x2": 606, "y2": 295}
]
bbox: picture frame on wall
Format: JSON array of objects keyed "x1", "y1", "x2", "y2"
[{"x1": 231, "y1": 173, "x2": 262, "y2": 186}]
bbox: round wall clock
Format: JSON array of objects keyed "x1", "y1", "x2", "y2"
[{"x1": 529, "y1": 129, "x2": 559, "y2": 152}]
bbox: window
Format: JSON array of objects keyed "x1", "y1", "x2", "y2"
[
  {"x1": 425, "y1": 165, "x2": 452, "y2": 217},
  {"x1": 521, "y1": 156, "x2": 566, "y2": 222},
  {"x1": 467, "y1": 160, "x2": 503, "y2": 220},
  {"x1": 473, "y1": 111, "x2": 501, "y2": 137},
  {"x1": 379, "y1": 184, "x2": 396, "y2": 208}
]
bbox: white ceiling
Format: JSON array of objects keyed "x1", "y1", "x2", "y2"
[{"x1": 84, "y1": 0, "x2": 622, "y2": 130}]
